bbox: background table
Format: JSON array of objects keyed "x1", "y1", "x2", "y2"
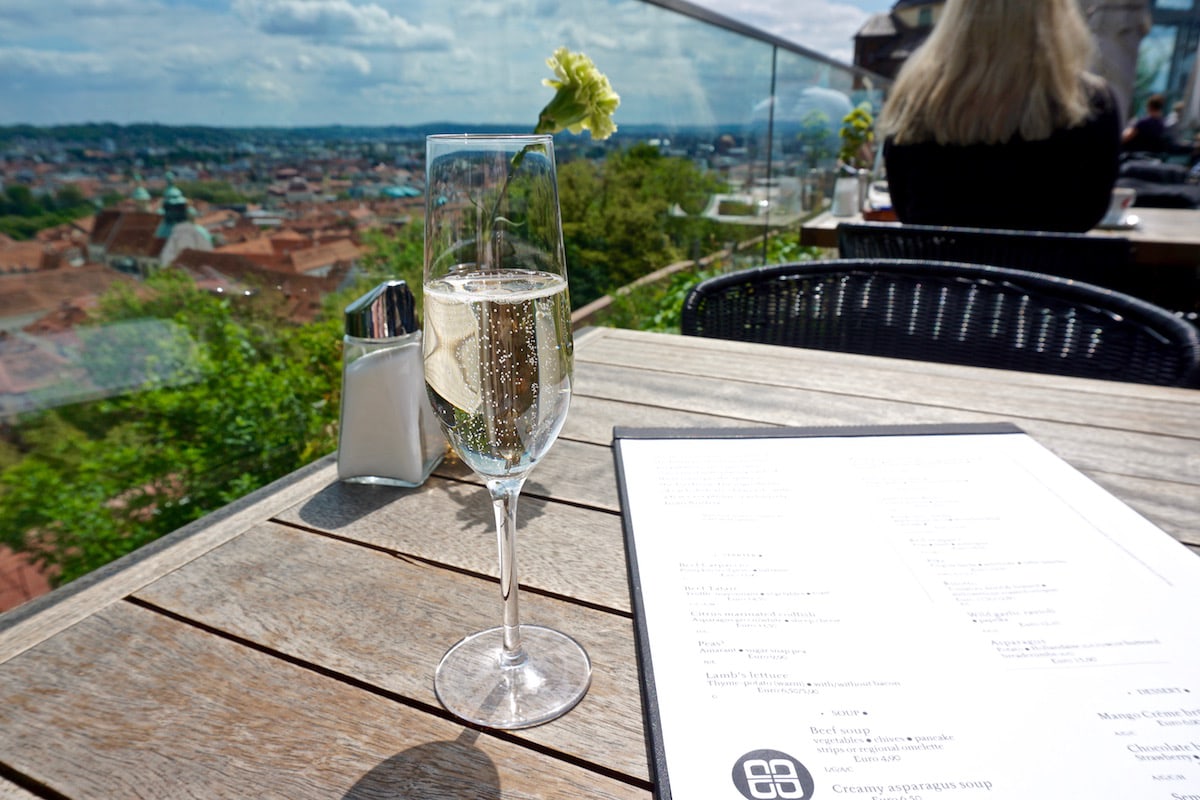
[
  {"x1": 1, "y1": 327, "x2": 1196, "y2": 798},
  {"x1": 799, "y1": 207, "x2": 1200, "y2": 267}
]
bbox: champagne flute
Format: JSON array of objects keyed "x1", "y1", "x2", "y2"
[{"x1": 421, "y1": 133, "x2": 590, "y2": 729}]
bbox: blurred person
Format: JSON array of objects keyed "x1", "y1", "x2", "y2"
[
  {"x1": 1122, "y1": 93, "x2": 1169, "y2": 153},
  {"x1": 880, "y1": 0, "x2": 1120, "y2": 233}
]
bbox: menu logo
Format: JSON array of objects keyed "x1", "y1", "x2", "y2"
[{"x1": 731, "y1": 749, "x2": 815, "y2": 799}]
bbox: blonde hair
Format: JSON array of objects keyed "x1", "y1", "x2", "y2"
[{"x1": 880, "y1": 0, "x2": 1098, "y2": 145}]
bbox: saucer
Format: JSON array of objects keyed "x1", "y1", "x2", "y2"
[{"x1": 1097, "y1": 214, "x2": 1139, "y2": 230}]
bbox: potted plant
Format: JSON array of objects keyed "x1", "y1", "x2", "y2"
[{"x1": 832, "y1": 103, "x2": 875, "y2": 216}]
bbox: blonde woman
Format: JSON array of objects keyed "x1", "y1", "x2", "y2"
[{"x1": 880, "y1": 0, "x2": 1120, "y2": 232}]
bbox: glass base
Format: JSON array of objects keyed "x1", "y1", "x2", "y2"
[{"x1": 434, "y1": 625, "x2": 591, "y2": 729}]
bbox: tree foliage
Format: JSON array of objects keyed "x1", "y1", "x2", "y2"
[
  {"x1": 356, "y1": 147, "x2": 729, "y2": 311},
  {"x1": 0, "y1": 184, "x2": 96, "y2": 240},
  {"x1": 176, "y1": 180, "x2": 259, "y2": 206},
  {"x1": 558, "y1": 144, "x2": 728, "y2": 307},
  {"x1": 0, "y1": 270, "x2": 343, "y2": 585},
  {"x1": 357, "y1": 223, "x2": 425, "y2": 315}
]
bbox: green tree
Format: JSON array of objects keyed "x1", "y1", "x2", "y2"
[
  {"x1": 0, "y1": 183, "x2": 99, "y2": 239},
  {"x1": 177, "y1": 180, "x2": 257, "y2": 206},
  {"x1": 559, "y1": 144, "x2": 726, "y2": 307},
  {"x1": 1, "y1": 185, "x2": 39, "y2": 217},
  {"x1": 356, "y1": 223, "x2": 425, "y2": 316},
  {"x1": 0, "y1": 270, "x2": 343, "y2": 585},
  {"x1": 795, "y1": 110, "x2": 835, "y2": 169}
]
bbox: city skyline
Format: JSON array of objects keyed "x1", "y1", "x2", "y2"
[{"x1": 0, "y1": 0, "x2": 891, "y2": 129}]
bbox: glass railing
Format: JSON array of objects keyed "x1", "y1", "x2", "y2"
[
  {"x1": 581, "y1": 0, "x2": 887, "y2": 232},
  {"x1": 0, "y1": 0, "x2": 887, "y2": 608}
]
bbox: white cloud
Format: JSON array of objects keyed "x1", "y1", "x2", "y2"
[
  {"x1": 687, "y1": 0, "x2": 886, "y2": 64},
  {"x1": 0, "y1": 46, "x2": 126, "y2": 84},
  {"x1": 233, "y1": 0, "x2": 453, "y2": 51},
  {"x1": 294, "y1": 49, "x2": 372, "y2": 76},
  {"x1": 0, "y1": 0, "x2": 887, "y2": 126}
]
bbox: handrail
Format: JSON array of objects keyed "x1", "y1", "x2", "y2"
[{"x1": 641, "y1": 0, "x2": 892, "y2": 86}]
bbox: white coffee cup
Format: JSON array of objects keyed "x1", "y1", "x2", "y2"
[{"x1": 1101, "y1": 187, "x2": 1136, "y2": 227}]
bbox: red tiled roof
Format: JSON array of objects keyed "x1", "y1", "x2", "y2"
[
  {"x1": 217, "y1": 238, "x2": 275, "y2": 255},
  {"x1": 196, "y1": 209, "x2": 239, "y2": 229},
  {"x1": 90, "y1": 209, "x2": 164, "y2": 259},
  {"x1": 0, "y1": 545, "x2": 53, "y2": 613},
  {"x1": 0, "y1": 330, "x2": 74, "y2": 394},
  {"x1": 0, "y1": 264, "x2": 136, "y2": 323},
  {"x1": 171, "y1": 248, "x2": 349, "y2": 322},
  {"x1": 289, "y1": 239, "x2": 361, "y2": 275},
  {"x1": 107, "y1": 221, "x2": 165, "y2": 258},
  {"x1": 0, "y1": 241, "x2": 47, "y2": 273},
  {"x1": 270, "y1": 228, "x2": 309, "y2": 244},
  {"x1": 89, "y1": 209, "x2": 124, "y2": 247}
]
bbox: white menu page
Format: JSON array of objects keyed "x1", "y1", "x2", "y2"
[{"x1": 615, "y1": 427, "x2": 1200, "y2": 800}]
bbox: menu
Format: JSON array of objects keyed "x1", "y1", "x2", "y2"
[{"x1": 613, "y1": 425, "x2": 1200, "y2": 800}]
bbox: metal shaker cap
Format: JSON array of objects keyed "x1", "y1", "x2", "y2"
[{"x1": 344, "y1": 280, "x2": 418, "y2": 338}]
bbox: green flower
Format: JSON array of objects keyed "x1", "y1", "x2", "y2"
[
  {"x1": 535, "y1": 47, "x2": 620, "y2": 141},
  {"x1": 838, "y1": 103, "x2": 875, "y2": 170}
]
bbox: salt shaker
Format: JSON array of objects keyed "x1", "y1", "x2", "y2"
[{"x1": 337, "y1": 280, "x2": 444, "y2": 486}]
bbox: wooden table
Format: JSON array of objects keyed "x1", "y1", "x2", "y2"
[
  {"x1": 799, "y1": 207, "x2": 1200, "y2": 267},
  {"x1": 2, "y1": 327, "x2": 1197, "y2": 798}
]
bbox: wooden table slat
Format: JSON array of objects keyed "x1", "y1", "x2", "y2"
[
  {"x1": 576, "y1": 328, "x2": 1200, "y2": 438},
  {"x1": 275, "y1": 474, "x2": 631, "y2": 612},
  {"x1": 0, "y1": 601, "x2": 649, "y2": 800},
  {"x1": 133, "y1": 522, "x2": 650, "y2": 779},
  {"x1": 0, "y1": 781, "x2": 39, "y2": 799}
]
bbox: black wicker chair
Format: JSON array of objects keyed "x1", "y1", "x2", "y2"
[
  {"x1": 680, "y1": 259, "x2": 1200, "y2": 388},
  {"x1": 837, "y1": 223, "x2": 1134, "y2": 292}
]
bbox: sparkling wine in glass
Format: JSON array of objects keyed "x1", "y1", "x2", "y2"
[{"x1": 422, "y1": 133, "x2": 590, "y2": 729}]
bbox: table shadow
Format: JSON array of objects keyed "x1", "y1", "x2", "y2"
[
  {"x1": 440, "y1": 478, "x2": 551, "y2": 534},
  {"x1": 296, "y1": 480, "x2": 424, "y2": 530},
  {"x1": 295, "y1": 472, "x2": 551, "y2": 534},
  {"x1": 343, "y1": 729, "x2": 500, "y2": 799}
]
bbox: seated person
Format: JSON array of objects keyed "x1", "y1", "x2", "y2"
[
  {"x1": 1122, "y1": 93, "x2": 1169, "y2": 155},
  {"x1": 881, "y1": 0, "x2": 1120, "y2": 233}
]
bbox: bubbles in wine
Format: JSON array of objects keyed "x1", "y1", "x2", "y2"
[{"x1": 424, "y1": 269, "x2": 572, "y2": 478}]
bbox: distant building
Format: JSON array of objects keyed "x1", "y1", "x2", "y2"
[
  {"x1": 132, "y1": 174, "x2": 151, "y2": 212},
  {"x1": 170, "y1": 249, "x2": 352, "y2": 323},
  {"x1": 0, "y1": 263, "x2": 136, "y2": 334},
  {"x1": 88, "y1": 210, "x2": 164, "y2": 276},
  {"x1": 853, "y1": 1, "x2": 943, "y2": 83},
  {"x1": 0, "y1": 240, "x2": 50, "y2": 275},
  {"x1": 155, "y1": 179, "x2": 213, "y2": 266},
  {"x1": 88, "y1": 177, "x2": 213, "y2": 275}
]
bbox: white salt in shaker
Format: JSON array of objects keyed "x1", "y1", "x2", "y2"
[{"x1": 337, "y1": 280, "x2": 444, "y2": 486}]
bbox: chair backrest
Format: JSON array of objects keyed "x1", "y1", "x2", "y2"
[
  {"x1": 680, "y1": 259, "x2": 1200, "y2": 388},
  {"x1": 837, "y1": 222, "x2": 1134, "y2": 291}
]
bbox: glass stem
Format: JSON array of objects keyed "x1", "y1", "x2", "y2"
[{"x1": 488, "y1": 476, "x2": 527, "y2": 667}]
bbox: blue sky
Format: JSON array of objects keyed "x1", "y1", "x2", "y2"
[{"x1": 0, "y1": 0, "x2": 894, "y2": 127}]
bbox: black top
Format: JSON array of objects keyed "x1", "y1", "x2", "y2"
[
  {"x1": 1123, "y1": 115, "x2": 1168, "y2": 154},
  {"x1": 882, "y1": 82, "x2": 1121, "y2": 233}
]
